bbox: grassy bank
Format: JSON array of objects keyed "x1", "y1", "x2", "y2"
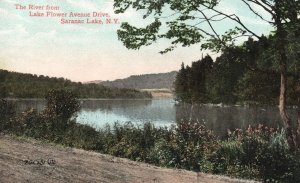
[{"x1": 1, "y1": 90, "x2": 299, "y2": 182}]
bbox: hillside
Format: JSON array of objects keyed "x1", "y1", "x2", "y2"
[
  {"x1": 84, "y1": 80, "x2": 103, "y2": 84},
  {"x1": 0, "y1": 135, "x2": 255, "y2": 183},
  {"x1": 0, "y1": 69, "x2": 151, "y2": 99},
  {"x1": 99, "y1": 71, "x2": 177, "y2": 89}
]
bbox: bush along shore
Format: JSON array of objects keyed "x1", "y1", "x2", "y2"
[{"x1": 1, "y1": 89, "x2": 299, "y2": 182}]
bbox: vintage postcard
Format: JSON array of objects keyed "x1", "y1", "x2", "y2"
[{"x1": 0, "y1": 0, "x2": 299, "y2": 182}]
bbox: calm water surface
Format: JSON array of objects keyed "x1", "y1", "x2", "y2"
[{"x1": 12, "y1": 98, "x2": 297, "y2": 137}]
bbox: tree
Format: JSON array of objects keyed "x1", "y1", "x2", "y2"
[
  {"x1": 44, "y1": 89, "x2": 80, "y2": 121},
  {"x1": 175, "y1": 63, "x2": 190, "y2": 102},
  {"x1": 113, "y1": 0, "x2": 300, "y2": 149},
  {"x1": 207, "y1": 46, "x2": 248, "y2": 104},
  {"x1": 236, "y1": 36, "x2": 298, "y2": 105},
  {"x1": 190, "y1": 55, "x2": 213, "y2": 102},
  {"x1": 175, "y1": 55, "x2": 213, "y2": 103}
]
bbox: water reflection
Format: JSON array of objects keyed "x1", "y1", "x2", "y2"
[
  {"x1": 11, "y1": 99, "x2": 46, "y2": 113},
  {"x1": 9, "y1": 99, "x2": 297, "y2": 138},
  {"x1": 176, "y1": 103, "x2": 296, "y2": 137},
  {"x1": 78, "y1": 99, "x2": 176, "y2": 128}
]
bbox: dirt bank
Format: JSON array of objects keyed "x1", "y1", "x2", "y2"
[
  {"x1": 0, "y1": 135, "x2": 257, "y2": 183},
  {"x1": 140, "y1": 89, "x2": 174, "y2": 98}
]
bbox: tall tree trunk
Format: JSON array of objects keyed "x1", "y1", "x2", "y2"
[
  {"x1": 297, "y1": 78, "x2": 300, "y2": 148},
  {"x1": 289, "y1": 0, "x2": 300, "y2": 150},
  {"x1": 275, "y1": 7, "x2": 296, "y2": 150},
  {"x1": 278, "y1": 47, "x2": 295, "y2": 150}
]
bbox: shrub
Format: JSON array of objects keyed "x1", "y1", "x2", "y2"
[
  {"x1": 162, "y1": 120, "x2": 218, "y2": 171},
  {"x1": 211, "y1": 140, "x2": 243, "y2": 174},
  {"x1": 44, "y1": 89, "x2": 80, "y2": 121},
  {"x1": 0, "y1": 99, "x2": 16, "y2": 132},
  {"x1": 148, "y1": 138, "x2": 180, "y2": 167},
  {"x1": 108, "y1": 122, "x2": 163, "y2": 161},
  {"x1": 63, "y1": 123, "x2": 100, "y2": 150},
  {"x1": 41, "y1": 89, "x2": 80, "y2": 141},
  {"x1": 15, "y1": 108, "x2": 44, "y2": 138},
  {"x1": 257, "y1": 130, "x2": 300, "y2": 182},
  {"x1": 211, "y1": 125, "x2": 300, "y2": 182}
]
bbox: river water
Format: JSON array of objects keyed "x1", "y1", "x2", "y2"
[{"x1": 11, "y1": 98, "x2": 297, "y2": 137}]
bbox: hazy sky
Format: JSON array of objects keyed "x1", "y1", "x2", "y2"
[{"x1": 0, "y1": 0, "x2": 273, "y2": 82}]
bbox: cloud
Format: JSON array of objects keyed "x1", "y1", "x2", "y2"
[
  {"x1": 28, "y1": 30, "x2": 57, "y2": 44},
  {"x1": 2, "y1": 0, "x2": 18, "y2": 4},
  {"x1": 0, "y1": 7, "x2": 30, "y2": 22},
  {"x1": 65, "y1": 0, "x2": 99, "y2": 11},
  {"x1": 0, "y1": 24, "x2": 28, "y2": 38}
]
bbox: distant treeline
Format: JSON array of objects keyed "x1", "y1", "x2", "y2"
[
  {"x1": 0, "y1": 70, "x2": 151, "y2": 99},
  {"x1": 100, "y1": 71, "x2": 177, "y2": 89},
  {"x1": 175, "y1": 36, "x2": 298, "y2": 105}
]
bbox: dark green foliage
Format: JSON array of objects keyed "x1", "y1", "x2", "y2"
[
  {"x1": 118, "y1": 20, "x2": 162, "y2": 50},
  {"x1": 0, "y1": 69, "x2": 151, "y2": 99},
  {"x1": 20, "y1": 109, "x2": 46, "y2": 139},
  {"x1": 190, "y1": 55, "x2": 213, "y2": 103},
  {"x1": 172, "y1": 120, "x2": 218, "y2": 171},
  {"x1": 148, "y1": 138, "x2": 178, "y2": 167},
  {"x1": 174, "y1": 46, "x2": 248, "y2": 104},
  {"x1": 211, "y1": 126, "x2": 300, "y2": 182},
  {"x1": 235, "y1": 36, "x2": 298, "y2": 105},
  {"x1": 146, "y1": 120, "x2": 218, "y2": 171},
  {"x1": 32, "y1": 89, "x2": 80, "y2": 142},
  {"x1": 174, "y1": 63, "x2": 190, "y2": 102},
  {"x1": 44, "y1": 89, "x2": 80, "y2": 120},
  {"x1": 174, "y1": 37, "x2": 298, "y2": 105},
  {"x1": 0, "y1": 99, "x2": 16, "y2": 132},
  {"x1": 0, "y1": 99, "x2": 15, "y2": 120},
  {"x1": 175, "y1": 55, "x2": 213, "y2": 103},
  {"x1": 106, "y1": 122, "x2": 159, "y2": 161},
  {"x1": 210, "y1": 140, "x2": 246, "y2": 175},
  {"x1": 236, "y1": 71, "x2": 280, "y2": 104},
  {"x1": 175, "y1": 49, "x2": 247, "y2": 104},
  {"x1": 208, "y1": 47, "x2": 248, "y2": 104},
  {"x1": 63, "y1": 123, "x2": 101, "y2": 150}
]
